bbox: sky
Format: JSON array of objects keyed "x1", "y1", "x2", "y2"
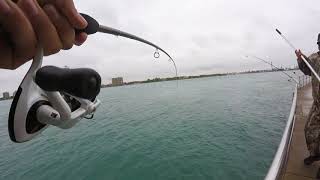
[{"x1": 0, "y1": 0, "x2": 320, "y2": 93}]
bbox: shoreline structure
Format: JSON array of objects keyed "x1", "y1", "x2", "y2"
[
  {"x1": 0, "y1": 68, "x2": 298, "y2": 101},
  {"x1": 102, "y1": 67, "x2": 298, "y2": 88}
]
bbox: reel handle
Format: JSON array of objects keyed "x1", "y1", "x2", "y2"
[{"x1": 35, "y1": 66, "x2": 101, "y2": 100}]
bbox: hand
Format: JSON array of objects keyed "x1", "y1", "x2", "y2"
[
  {"x1": 0, "y1": 0, "x2": 87, "y2": 70},
  {"x1": 36, "y1": 0, "x2": 88, "y2": 46},
  {"x1": 295, "y1": 49, "x2": 303, "y2": 61}
]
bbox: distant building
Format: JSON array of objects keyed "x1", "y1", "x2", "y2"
[
  {"x1": 3, "y1": 92, "x2": 10, "y2": 99},
  {"x1": 112, "y1": 77, "x2": 124, "y2": 86}
]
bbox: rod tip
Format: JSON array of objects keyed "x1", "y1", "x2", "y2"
[{"x1": 276, "y1": 29, "x2": 282, "y2": 35}]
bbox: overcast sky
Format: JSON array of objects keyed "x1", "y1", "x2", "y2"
[{"x1": 0, "y1": 0, "x2": 319, "y2": 93}]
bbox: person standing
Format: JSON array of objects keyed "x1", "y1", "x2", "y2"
[{"x1": 295, "y1": 34, "x2": 320, "y2": 166}]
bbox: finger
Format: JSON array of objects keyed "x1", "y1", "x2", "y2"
[
  {"x1": 18, "y1": 0, "x2": 62, "y2": 56},
  {"x1": 75, "y1": 32, "x2": 87, "y2": 46},
  {"x1": 0, "y1": 0, "x2": 10, "y2": 12},
  {"x1": 0, "y1": 0, "x2": 37, "y2": 63},
  {"x1": 0, "y1": 33, "x2": 14, "y2": 69},
  {"x1": 0, "y1": 32, "x2": 26, "y2": 70},
  {"x1": 43, "y1": 4, "x2": 75, "y2": 50},
  {"x1": 0, "y1": 1, "x2": 12, "y2": 69},
  {"x1": 41, "y1": 0, "x2": 87, "y2": 29}
]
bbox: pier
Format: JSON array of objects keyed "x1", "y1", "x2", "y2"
[
  {"x1": 265, "y1": 76, "x2": 318, "y2": 180},
  {"x1": 280, "y1": 83, "x2": 315, "y2": 180}
]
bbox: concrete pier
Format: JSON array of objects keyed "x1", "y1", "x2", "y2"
[{"x1": 281, "y1": 83, "x2": 318, "y2": 180}]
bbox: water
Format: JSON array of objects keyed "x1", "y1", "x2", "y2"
[{"x1": 0, "y1": 72, "x2": 296, "y2": 180}]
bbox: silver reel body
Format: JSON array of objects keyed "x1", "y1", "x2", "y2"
[
  {"x1": 8, "y1": 13, "x2": 176, "y2": 143},
  {"x1": 8, "y1": 48, "x2": 101, "y2": 143}
]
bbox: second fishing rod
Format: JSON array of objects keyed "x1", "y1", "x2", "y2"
[
  {"x1": 245, "y1": 55, "x2": 299, "y2": 84},
  {"x1": 276, "y1": 29, "x2": 320, "y2": 82}
]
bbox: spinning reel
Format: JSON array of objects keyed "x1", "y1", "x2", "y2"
[
  {"x1": 8, "y1": 14, "x2": 177, "y2": 143},
  {"x1": 8, "y1": 47, "x2": 101, "y2": 143}
]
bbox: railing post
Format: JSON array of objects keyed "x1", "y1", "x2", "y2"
[
  {"x1": 264, "y1": 85, "x2": 298, "y2": 180},
  {"x1": 305, "y1": 76, "x2": 307, "y2": 86},
  {"x1": 309, "y1": 76, "x2": 311, "y2": 84}
]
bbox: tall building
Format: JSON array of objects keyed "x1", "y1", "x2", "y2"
[
  {"x1": 3, "y1": 92, "x2": 10, "y2": 99},
  {"x1": 112, "y1": 77, "x2": 124, "y2": 86}
]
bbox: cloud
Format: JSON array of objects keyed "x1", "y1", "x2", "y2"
[{"x1": 0, "y1": 0, "x2": 319, "y2": 93}]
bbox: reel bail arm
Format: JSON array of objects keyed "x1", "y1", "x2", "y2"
[
  {"x1": 8, "y1": 48, "x2": 102, "y2": 143},
  {"x1": 8, "y1": 13, "x2": 177, "y2": 143},
  {"x1": 34, "y1": 65, "x2": 102, "y2": 129}
]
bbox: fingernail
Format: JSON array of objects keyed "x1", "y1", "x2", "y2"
[
  {"x1": 75, "y1": 32, "x2": 87, "y2": 46},
  {"x1": 0, "y1": 0, "x2": 11, "y2": 14},
  {"x1": 79, "y1": 13, "x2": 88, "y2": 27},
  {"x1": 24, "y1": 0, "x2": 38, "y2": 17}
]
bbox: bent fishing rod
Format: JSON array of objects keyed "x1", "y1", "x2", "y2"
[
  {"x1": 245, "y1": 55, "x2": 299, "y2": 84},
  {"x1": 8, "y1": 13, "x2": 178, "y2": 143},
  {"x1": 77, "y1": 14, "x2": 178, "y2": 78},
  {"x1": 276, "y1": 29, "x2": 320, "y2": 82}
]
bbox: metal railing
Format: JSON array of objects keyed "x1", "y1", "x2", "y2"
[
  {"x1": 264, "y1": 85, "x2": 298, "y2": 180},
  {"x1": 298, "y1": 75, "x2": 312, "y2": 88},
  {"x1": 265, "y1": 75, "x2": 312, "y2": 180}
]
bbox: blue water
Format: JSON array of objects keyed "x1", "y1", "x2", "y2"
[{"x1": 0, "y1": 72, "x2": 296, "y2": 180}]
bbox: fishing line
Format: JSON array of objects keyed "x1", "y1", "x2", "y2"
[
  {"x1": 275, "y1": 29, "x2": 320, "y2": 82},
  {"x1": 264, "y1": 55, "x2": 299, "y2": 79},
  {"x1": 245, "y1": 55, "x2": 299, "y2": 84}
]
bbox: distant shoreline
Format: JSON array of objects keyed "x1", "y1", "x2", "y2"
[
  {"x1": 0, "y1": 68, "x2": 299, "y2": 102},
  {"x1": 0, "y1": 96, "x2": 14, "y2": 102},
  {"x1": 101, "y1": 68, "x2": 299, "y2": 88}
]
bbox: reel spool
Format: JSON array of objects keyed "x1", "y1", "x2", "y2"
[{"x1": 8, "y1": 48, "x2": 101, "y2": 143}]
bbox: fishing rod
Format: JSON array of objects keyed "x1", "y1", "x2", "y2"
[
  {"x1": 77, "y1": 14, "x2": 178, "y2": 78},
  {"x1": 245, "y1": 55, "x2": 299, "y2": 84},
  {"x1": 8, "y1": 13, "x2": 177, "y2": 143},
  {"x1": 276, "y1": 29, "x2": 320, "y2": 82}
]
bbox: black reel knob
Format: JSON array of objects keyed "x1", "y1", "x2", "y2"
[{"x1": 35, "y1": 66, "x2": 101, "y2": 100}]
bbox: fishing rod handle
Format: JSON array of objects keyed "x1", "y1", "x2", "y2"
[{"x1": 75, "y1": 13, "x2": 100, "y2": 35}]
